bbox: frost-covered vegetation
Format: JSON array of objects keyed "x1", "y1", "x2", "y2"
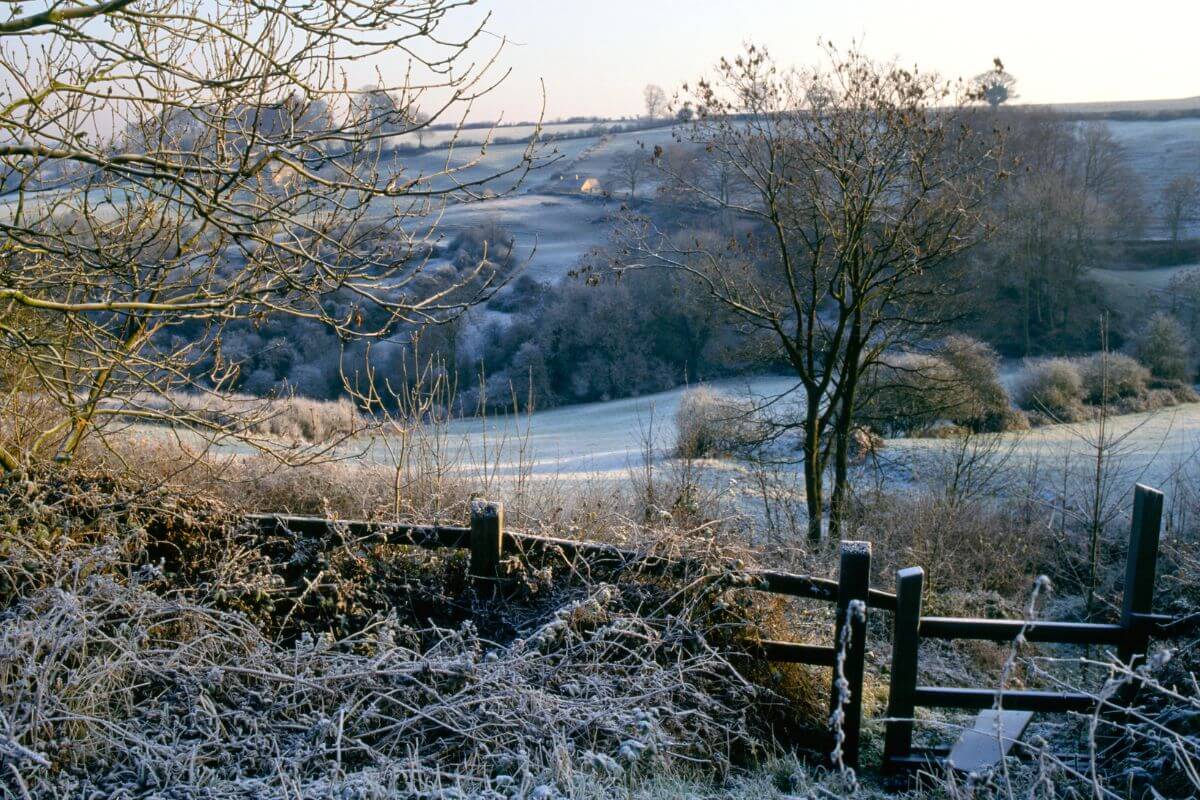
[
  {"x1": 673, "y1": 387, "x2": 764, "y2": 458},
  {"x1": 3, "y1": 439, "x2": 1200, "y2": 798},
  {"x1": 0, "y1": 457, "x2": 840, "y2": 798}
]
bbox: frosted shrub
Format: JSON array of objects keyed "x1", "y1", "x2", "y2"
[
  {"x1": 859, "y1": 354, "x2": 956, "y2": 436},
  {"x1": 0, "y1": 471, "x2": 769, "y2": 798},
  {"x1": 1016, "y1": 358, "x2": 1085, "y2": 421},
  {"x1": 116, "y1": 391, "x2": 365, "y2": 443},
  {"x1": 860, "y1": 339, "x2": 1021, "y2": 437},
  {"x1": 674, "y1": 387, "x2": 761, "y2": 458},
  {"x1": 938, "y1": 335, "x2": 1020, "y2": 432},
  {"x1": 1079, "y1": 352, "x2": 1150, "y2": 404},
  {"x1": 1135, "y1": 312, "x2": 1194, "y2": 382}
]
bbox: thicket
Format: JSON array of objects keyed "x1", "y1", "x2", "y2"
[
  {"x1": 1135, "y1": 312, "x2": 1195, "y2": 382},
  {"x1": 1016, "y1": 358, "x2": 1087, "y2": 421},
  {"x1": 857, "y1": 336, "x2": 1023, "y2": 437},
  {"x1": 962, "y1": 112, "x2": 1146, "y2": 357},
  {"x1": 170, "y1": 223, "x2": 520, "y2": 402},
  {"x1": 1079, "y1": 352, "x2": 1151, "y2": 403},
  {"x1": 0, "y1": 464, "x2": 841, "y2": 798},
  {"x1": 673, "y1": 387, "x2": 765, "y2": 458},
  {"x1": 459, "y1": 263, "x2": 751, "y2": 411}
]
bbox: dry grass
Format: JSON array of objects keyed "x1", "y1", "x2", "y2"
[
  {"x1": 127, "y1": 391, "x2": 367, "y2": 443},
  {"x1": 845, "y1": 490, "x2": 1053, "y2": 613}
]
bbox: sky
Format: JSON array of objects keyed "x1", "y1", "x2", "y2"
[{"x1": 371, "y1": 0, "x2": 1200, "y2": 122}]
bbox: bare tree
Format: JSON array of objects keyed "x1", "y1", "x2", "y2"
[
  {"x1": 1162, "y1": 174, "x2": 1200, "y2": 242},
  {"x1": 643, "y1": 84, "x2": 667, "y2": 119},
  {"x1": 0, "y1": 0, "x2": 546, "y2": 472},
  {"x1": 971, "y1": 59, "x2": 1019, "y2": 108},
  {"x1": 609, "y1": 148, "x2": 652, "y2": 199},
  {"x1": 626, "y1": 44, "x2": 1000, "y2": 541}
]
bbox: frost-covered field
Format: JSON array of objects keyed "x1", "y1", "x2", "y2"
[
  {"x1": 882, "y1": 402, "x2": 1200, "y2": 493},
  {"x1": 1090, "y1": 263, "x2": 1197, "y2": 293},
  {"x1": 384, "y1": 120, "x2": 620, "y2": 149},
  {"x1": 420, "y1": 194, "x2": 614, "y2": 282},
  {"x1": 1090, "y1": 261, "x2": 1199, "y2": 318},
  {"x1": 1108, "y1": 118, "x2": 1200, "y2": 239},
  {"x1": 142, "y1": 363, "x2": 1200, "y2": 499},
  {"x1": 350, "y1": 376, "x2": 1200, "y2": 500},
  {"x1": 122, "y1": 115, "x2": 1200, "y2": 499},
  {"x1": 417, "y1": 375, "x2": 802, "y2": 479}
]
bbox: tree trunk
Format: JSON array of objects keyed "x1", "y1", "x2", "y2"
[
  {"x1": 802, "y1": 397, "x2": 824, "y2": 544},
  {"x1": 1023, "y1": 267, "x2": 1032, "y2": 356},
  {"x1": 829, "y1": 332, "x2": 864, "y2": 542},
  {"x1": 829, "y1": 409, "x2": 852, "y2": 543}
]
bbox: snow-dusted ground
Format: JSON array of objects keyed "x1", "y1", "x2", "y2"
[
  {"x1": 133, "y1": 372, "x2": 1200, "y2": 510},
  {"x1": 422, "y1": 194, "x2": 616, "y2": 282},
  {"x1": 880, "y1": 403, "x2": 1200, "y2": 495},
  {"x1": 1089, "y1": 262, "x2": 1199, "y2": 321},
  {"x1": 385, "y1": 120, "x2": 625, "y2": 150}
]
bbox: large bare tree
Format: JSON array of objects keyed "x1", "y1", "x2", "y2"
[
  {"x1": 0, "y1": 0, "x2": 544, "y2": 471},
  {"x1": 626, "y1": 44, "x2": 1001, "y2": 541}
]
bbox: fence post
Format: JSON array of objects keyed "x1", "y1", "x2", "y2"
[
  {"x1": 829, "y1": 540, "x2": 871, "y2": 771},
  {"x1": 469, "y1": 499, "x2": 505, "y2": 594},
  {"x1": 1119, "y1": 484, "x2": 1163, "y2": 670},
  {"x1": 883, "y1": 566, "x2": 925, "y2": 772}
]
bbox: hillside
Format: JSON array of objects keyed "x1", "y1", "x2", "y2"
[{"x1": 392, "y1": 115, "x2": 1200, "y2": 308}]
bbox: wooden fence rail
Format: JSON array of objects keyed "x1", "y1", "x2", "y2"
[{"x1": 248, "y1": 482, "x2": 1178, "y2": 776}]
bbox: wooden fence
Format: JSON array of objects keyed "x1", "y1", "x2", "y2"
[
  {"x1": 882, "y1": 484, "x2": 1171, "y2": 772},
  {"x1": 250, "y1": 483, "x2": 1181, "y2": 774}
]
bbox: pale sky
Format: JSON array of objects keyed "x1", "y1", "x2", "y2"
[{"x1": 380, "y1": 0, "x2": 1200, "y2": 121}]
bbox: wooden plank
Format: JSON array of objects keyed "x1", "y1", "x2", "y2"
[
  {"x1": 919, "y1": 617, "x2": 1124, "y2": 646},
  {"x1": 247, "y1": 514, "x2": 470, "y2": 549},
  {"x1": 867, "y1": 588, "x2": 899, "y2": 611},
  {"x1": 884, "y1": 567, "x2": 925, "y2": 768},
  {"x1": 1119, "y1": 485, "x2": 1163, "y2": 667},
  {"x1": 746, "y1": 569, "x2": 896, "y2": 609},
  {"x1": 885, "y1": 750, "x2": 948, "y2": 770},
  {"x1": 750, "y1": 640, "x2": 836, "y2": 666},
  {"x1": 751, "y1": 570, "x2": 839, "y2": 601},
  {"x1": 247, "y1": 515, "x2": 900, "y2": 611},
  {"x1": 948, "y1": 709, "x2": 1034, "y2": 772},
  {"x1": 914, "y1": 687, "x2": 1095, "y2": 713}
]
